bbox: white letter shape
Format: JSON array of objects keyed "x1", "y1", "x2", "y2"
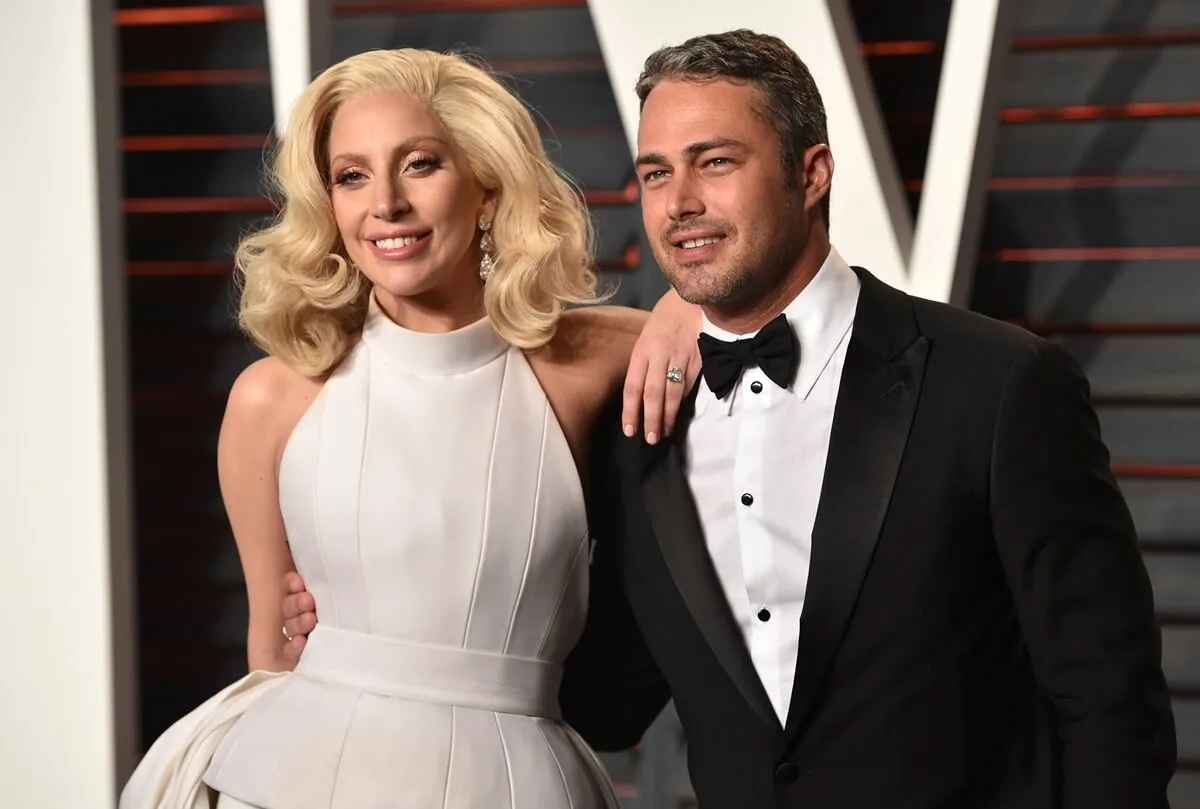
[{"x1": 587, "y1": 0, "x2": 1016, "y2": 304}]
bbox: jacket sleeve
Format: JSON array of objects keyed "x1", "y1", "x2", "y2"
[
  {"x1": 989, "y1": 340, "x2": 1176, "y2": 809},
  {"x1": 559, "y1": 392, "x2": 672, "y2": 752}
]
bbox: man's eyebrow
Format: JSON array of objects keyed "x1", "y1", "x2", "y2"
[
  {"x1": 634, "y1": 152, "x2": 668, "y2": 169},
  {"x1": 683, "y1": 137, "x2": 745, "y2": 156},
  {"x1": 634, "y1": 138, "x2": 747, "y2": 169}
]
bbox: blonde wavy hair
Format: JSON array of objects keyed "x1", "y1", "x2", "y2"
[{"x1": 235, "y1": 48, "x2": 601, "y2": 376}]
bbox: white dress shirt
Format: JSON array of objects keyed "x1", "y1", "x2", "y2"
[{"x1": 684, "y1": 246, "x2": 860, "y2": 722}]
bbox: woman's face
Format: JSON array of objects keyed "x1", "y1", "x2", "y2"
[{"x1": 327, "y1": 90, "x2": 494, "y2": 326}]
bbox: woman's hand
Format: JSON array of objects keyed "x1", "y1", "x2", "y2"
[
  {"x1": 280, "y1": 570, "x2": 317, "y2": 665},
  {"x1": 621, "y1": 288, "x2": 702, "y2": 444}
]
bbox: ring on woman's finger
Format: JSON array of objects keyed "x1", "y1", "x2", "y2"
[
  {"x1": 666, "y1": 366, "x2": 685, "y2": 384},
  {"x1": 282, "y1": 625, "x2": 294, "y2": 642}
]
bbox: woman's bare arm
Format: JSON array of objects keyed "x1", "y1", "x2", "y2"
[{"x1": 217, "y1": 356, "x2": 321, "y2": 672}]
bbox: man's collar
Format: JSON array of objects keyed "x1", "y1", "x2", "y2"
[{"x1": 696, "y1": 245, "x2": 860, "y2": 408}]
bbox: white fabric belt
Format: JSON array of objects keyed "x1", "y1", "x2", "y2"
[{"x1": 294, "y1": 625, "x2": 564, "y2": 720}]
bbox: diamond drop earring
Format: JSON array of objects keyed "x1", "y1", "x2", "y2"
[{"x1": 478, "y1": 214, "x2": 496, "y2": 282}]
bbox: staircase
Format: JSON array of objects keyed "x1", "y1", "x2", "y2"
[
  {"x1": 116, "y1": 0, "x2": 1200, "y2": 806},
  {"x1": 969, "y1": 2, "x2": 1200, "y2": 805}
]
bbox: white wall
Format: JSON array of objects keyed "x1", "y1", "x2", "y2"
[{"x1": 0, "y1": 2, "x2": 138, "y2": 805}]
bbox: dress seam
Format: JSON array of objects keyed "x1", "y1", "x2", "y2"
[
  {"x1": 494, "y1": 713, "x2": 516, "y2": 809},
  {"x1": 503, "y1": 398, "x2": 549, "y2": 652},
  {"x1": 535, "y1": 530, "x2": 589, "y2": 659},
  {"x1": 440, "y1": 705, "x2": 457, "y2": 809},
  {"x1": 538, "y1": 721, "x2": 576, "y2": 809},
  {"x1": 312, "y1": 378, "x2": 339, "y2": 624},
  {"x1": 354, "y1": 351, "x2": 374, "y2": 631},
  {"x1": 463, "y1": 351, "x2": 509, "y2": 645},
  {"x1": 325, "y1": 693, "x2": 364, "y2": 807}
]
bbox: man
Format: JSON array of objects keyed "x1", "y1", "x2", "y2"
[{"x1": 284, "y1": 29, "x2": 1175, "y2": 808}]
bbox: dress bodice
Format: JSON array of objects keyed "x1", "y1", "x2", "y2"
[
  {"x1": 275, "y1": 299, "x2": 590, "y2": 660},
  {"x1": 199, "y1": 299, "x2": 612, "y2": 809}
]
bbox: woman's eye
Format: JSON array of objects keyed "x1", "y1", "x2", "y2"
[
  {"x1": 333, "y1": 170, "x2": 366, "y2": 186},
  {"x1": 405, "y1": 157, "x2": 440, "y2": 173}
]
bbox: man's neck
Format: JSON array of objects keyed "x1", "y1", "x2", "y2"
[{"x1": 703, "y1": 237, "x2": 831, "y2": 336}]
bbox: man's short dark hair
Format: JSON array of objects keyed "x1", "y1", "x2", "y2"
[{"x1": 636, "y1": 29, "x2": 831, "y2": 225}]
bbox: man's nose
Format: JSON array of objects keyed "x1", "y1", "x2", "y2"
[{"x1": 666, "y1": 174, "x2": 704, "y2": 221}]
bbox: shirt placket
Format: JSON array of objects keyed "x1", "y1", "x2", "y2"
[{"x1": 733, "y1": 364, "x2": 782, "y2": 717}]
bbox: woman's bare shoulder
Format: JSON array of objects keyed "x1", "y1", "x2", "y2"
[
  {"x1": 551, "y1": 305, "x2": 648, "y2": 381},
  {"x1": 560, "y1": 304, "x2": 649, "y2": 341},
  {"x1": 222, "y1": 356, "x2": 324, "y2": 461},
  {"x1": 522, "y1": 306, "x2": 647, "y2": 446},
  {"x1": 226, "y1": 355, "x2": 320, "y2": 414}
]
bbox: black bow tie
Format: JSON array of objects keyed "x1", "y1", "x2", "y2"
[{"x1": 697, "y1": 314, "x2": 799, "y2": 400}]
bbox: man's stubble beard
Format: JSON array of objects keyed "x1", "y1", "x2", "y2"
[
  {"x1": 659, "y1": 227, "x2": 804, "y2": 315},
  {"x1": 663, "y1": 249, "x2": 755, "y2": 308},
  {"x1": 655, "y1": 179, "x2": 810, "y2": 312}
]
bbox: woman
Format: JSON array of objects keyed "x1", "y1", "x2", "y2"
[{"x1": 120, "y1": 48, "x2": 699, "y2": 809}]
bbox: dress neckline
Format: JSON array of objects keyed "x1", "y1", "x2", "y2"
[{"x1": 360, "y1": 294, "x2": 508, "y2": 376}]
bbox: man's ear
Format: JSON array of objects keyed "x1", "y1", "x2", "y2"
[{"x1": 801, "y1": 143, "x2": 833, "y2": 214}]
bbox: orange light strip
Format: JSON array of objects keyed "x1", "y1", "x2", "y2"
[
  {"x1": 120, "y1": 59, "x2": 604, "y2": 88},
  {"x1": 1112, "y1": 464, "x2": 1200, "y2": 479},
  {"x1": 581, "y1": 177, "x2": 639, "y2": 205},
  {"x1": 123, "y1": 179, "x2": 633, "y2": 213},
  {"x1": 1011, "y1": 320, "x2": 1200, "y2": 336},
  {"x1": 1014, "y1": 31, "x2": 1200, "y2": 51},
  {"x1": 1003, "y1": 101, "x2": 1200, "y2": 123},
  {"x1": 860, "y1": 41, "x2": 940, "y2": 57},
  {"x1": 122, "y1": 69, "x2": 269, "y2": 87},
  {"x1": 907, "y1": 174, "x2": 1200, "y2": 192},
  {"x1": 128, "y1": 245, "x2": 640, "y2": 277},
  {"x1": 597, "y1": 242, "x2": 640, "y2": 271},
  {"x1": 116, "y1": 6, "x2": 265, "y2": 25},
  {"x1": 339, "y1": 0, "x2": 585, "y2": 13},
  {"x1": 123, "y1": 134, "x2": 272, "y2": 151},
  {"x1": 865, "y1": 31, "x2": 1200, "y2": 56},
  {"x1": 124, "y1": 198, "x2": 275, "y2": 214},
  {"x1": 986, "y1": 247, "x2": 1200, "y2": 262}
]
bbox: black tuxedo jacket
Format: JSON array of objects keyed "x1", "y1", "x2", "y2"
[{"x1": 560, "y1": 268, "x2": 1176, "y2": 809}]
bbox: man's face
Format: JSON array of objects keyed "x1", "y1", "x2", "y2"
[{"x1": 636, "y1": 79, "x2": 822, "y2": 313}]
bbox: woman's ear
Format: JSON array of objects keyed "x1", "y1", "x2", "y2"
[{"x1": 480, "y1": 188, "x2": 498, "y2": 223}]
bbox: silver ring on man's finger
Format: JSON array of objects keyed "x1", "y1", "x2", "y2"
[
  {"x1": 666, "y1": 366, "x2": 685, "y2": 384},
  {"x1": 282, "y1": 625, "x2": 294, "y2": 642}
]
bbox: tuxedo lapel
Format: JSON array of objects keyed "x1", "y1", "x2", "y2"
[
  {"x1": 639, "y1": 390, "x2": 781, "y2": 732},
  {"x1": 783, "y1": 268, "x2": 929, "y2": 739}
]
